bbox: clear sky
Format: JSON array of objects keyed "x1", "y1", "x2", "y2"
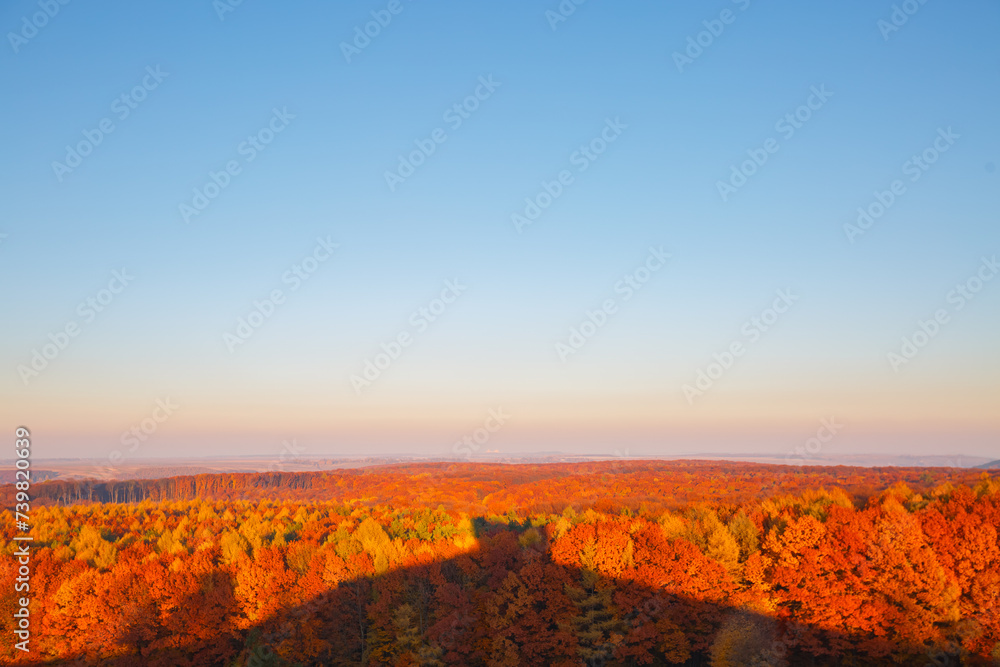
[{"x1": 1, "y1": 0, "x2": 998, "y2": 463}]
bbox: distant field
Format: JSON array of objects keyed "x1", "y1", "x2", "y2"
[
  {"x1": 0, "y1": 452, "x2": 993, "y2": 485},
  {"x1": 0, "y1": 456, "x2": 422, "y2": 483}
]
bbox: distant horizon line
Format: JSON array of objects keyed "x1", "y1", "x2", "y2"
[{"x1": 4, "y1": 452, "x2": 997, "y2": 466}]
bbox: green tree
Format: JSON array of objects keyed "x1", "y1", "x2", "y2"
[{"x1": 562, "y1": 570, "x2": 627, "y2": 667}]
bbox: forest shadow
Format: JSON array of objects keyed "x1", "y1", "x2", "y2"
[{"x1": 27, "y1": 518, "x2": 977, "y2": 667}]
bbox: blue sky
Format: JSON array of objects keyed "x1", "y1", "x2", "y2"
[{"x1": 1, "y1": 0, "x2": 998, "y2": 461}]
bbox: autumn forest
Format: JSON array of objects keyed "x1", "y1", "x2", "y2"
[{"x1": 3, "y1": 461, "x2": 1000, "y2": 666}]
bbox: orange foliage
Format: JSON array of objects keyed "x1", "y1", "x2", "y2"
[{"x1": 0, "y1": 463, "x2": 997, "y2": 665}]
